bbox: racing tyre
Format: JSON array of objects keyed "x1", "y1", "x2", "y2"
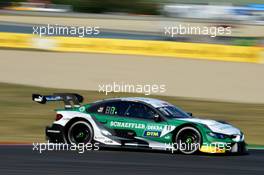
[
  {"x1": 67, "y1": 121, "x2": 93, "y2": 144},
  {"x1": 175, "y1": 126, "x2": 201, "y2": 155}
]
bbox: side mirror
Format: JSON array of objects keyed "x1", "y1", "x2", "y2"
[
  {"x1": 187, "y1": 112, "x2": 193, "y2": 116},
  {"x1": 154, "y1": 114, "x2": 161, "y2": 122}
]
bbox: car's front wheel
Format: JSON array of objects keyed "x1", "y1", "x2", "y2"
[
  {"x1": 175, "y1": 126, "x2": 201, "y2": 154},
  {"x1": 67, "y1": 121, "x2": 93, "y2": 144}
]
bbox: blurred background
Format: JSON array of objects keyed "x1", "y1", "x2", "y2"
[
  {"x1": 0, "y1": 0, "x2": 264, "y2": 45},
  {"x1": 0, "y1": 0, "x2": 263, "y2": 146}
]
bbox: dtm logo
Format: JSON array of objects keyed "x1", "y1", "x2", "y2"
[{"x1": 143, "y1": 131, "x2": 161, "y2": 137}]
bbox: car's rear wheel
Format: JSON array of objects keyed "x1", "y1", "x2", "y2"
[
  {"x1": 175, "y1": 126, "x2": 201, "y2": 154},
  {"x1": 67, "y1": 121, "x2": 93, "y2": 144}
]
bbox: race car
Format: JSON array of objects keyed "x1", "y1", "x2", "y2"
[{"x1": 32, "y1": 93, "x2": 247, "y2": 154}]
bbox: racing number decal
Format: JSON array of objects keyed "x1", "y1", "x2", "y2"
[{"x1": 105, "y1": 106, "x2": 116, "y2": 115}]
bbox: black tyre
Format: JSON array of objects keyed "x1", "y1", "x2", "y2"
[
  {"x1": 67, "y1": 121, "x2": 93, "y2": 144},
  {"x1": 175, "y1": 127, "x2": 201, "y2": 154}
]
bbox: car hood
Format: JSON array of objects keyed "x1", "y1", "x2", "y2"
[{"x1": 177, "y1": 118, "x2": 241, "y2": 135}]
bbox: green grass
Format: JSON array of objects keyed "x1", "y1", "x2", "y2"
[{"x1": 0, "y1": 82, "x2": 264, "y2": 144}]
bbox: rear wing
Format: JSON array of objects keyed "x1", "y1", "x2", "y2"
[{"x1": 32, "y1": 93, "x2": 84, "y2": 109}]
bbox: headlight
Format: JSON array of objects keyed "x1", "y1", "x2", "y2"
[
  {"x1": 232, "y1": 133, "x2": 244, "y2": 142},
  {"x1": 207, "y1": 132, "x2": 228, "y2": 139}
]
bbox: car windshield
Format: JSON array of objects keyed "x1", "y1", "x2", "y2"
[{"x1": 157, "y1": 106, "x2": 192, "y2": 119}]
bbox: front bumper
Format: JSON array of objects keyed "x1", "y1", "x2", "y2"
[
  {"x1": 46, "y1": 124, "x2": 66, "y2": 143},
  {"x1": 229, "y1": 142, "x2": 247, "y2": 153}
]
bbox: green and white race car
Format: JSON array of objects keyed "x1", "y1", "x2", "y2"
[{"x1": 32, "y1": 93, "x2": 247, "y2": 154}]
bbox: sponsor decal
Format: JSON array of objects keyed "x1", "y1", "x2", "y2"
[
  {"x1": 97, "y1": 107, "x2": 104, "y2": 113},
  {"x1": 34, "y1": 95, "x2": 43, "y2": 102},
  {"x1": 79, "y1": 106, "x2": 86, "y2": 112},
  {"x1": 164, "y1": 135, "x2": 171, "y2": 140},
  {"x1": 110, "y1": 121, "x2": 145, "y2": 129},
  {"x1": 46, "y1": 96, "x2": 61, "y2": 101},
  {"x1": 110, "y1": 122, "x2": 174, "y2": 138},
  {"x1": 146, "y1": 125, "x2": 163, "y2": 131},
  {"x1": 143, "y1": 131, "x2": 161, "y2": 137}
]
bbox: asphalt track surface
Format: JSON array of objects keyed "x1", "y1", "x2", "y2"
[{"x1": 0, "y1": 145, "x2": 263, "y2": 175}]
